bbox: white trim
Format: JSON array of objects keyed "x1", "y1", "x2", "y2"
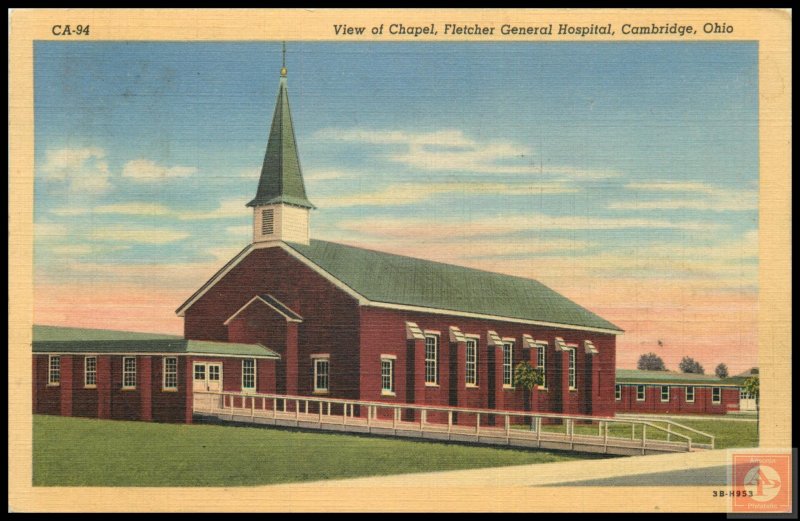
[
  {"x1": 423, "y1": 329, "x2": 441, "y2": 335},
  {"x1": 35, "y1": 351, "x2": 279, "y2": 360},
  {"x1": 501, "y1": 340, "x2": 514, "y2": 387},
  {"x1": 223, "y1": 295, "x2": 302, "y2": 325},
  {"x1": 47, "y1": 355, "x2": 61, "y2": 386},
  {"x1": 711, "y1": 386, "x2": 722, "y2": 404},
  {"x1": 242, "y1": 358, "x2": 257, "y2": 393},
  {"x1": 405, "y1": 321, "x2": 424, "y2": 340},
  {"x1": 636, "y1": 384, "x2": 646, "y2": 401},
  {"x1": 162, "y1": 356, "x2": 178, "y2": 390},
  {"x1": 380, "y1": 354, "x2": 397, "y2": 360},
  {"x1": 615, "y1": 384, "x2": 622, "y2": 401},
  {"x1": 685, "y1": 386, "x2": 695, "y2": 403},
  {"x1": 501, "y1": 336, "x2": 515, "y2": 342},
  {"x1": 465, "y1": 337, "x2": 478, "y2": 387},
  {"x1": 660, "y1": 385, "x2": 670, "y2": 403},
  {"x1": 487, "y1": 330, "x2": 503, "y2": 347},
  {"x1": 313, "y1": 357, "x2": 330, "y2": 393},
  {"x1": 463, "y1": 333, "x2": 480, "y2": 339},
  {"x1": 309, "y1": 353, "x2": 330, "y2": 359},
  {"x1": 567, "y1": 346, "x2": 577, "y2": 390},
  {"x1": 380, "y1": 357, "x2": 394, "y2": 394},
  {"x1": 449, "y1": 326, "x2": 466, "y2": 344},
  {"x1": 122, "y1": 356, "x2": 137, "y2": 390},
  {"x1": 84, "y1": 355, "x2": 97, "y2": 388},
  {"x1": 424, "y1": 333, "x2": 439, "y2": 385},
  {"x1": 176, "y1": 243, "x2": 623, "y2": 336}
]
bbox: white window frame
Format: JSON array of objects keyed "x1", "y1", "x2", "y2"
[
  {"x1": 122, "y1": 357, "x2": 137, "y2": 390},
  {"x1": 502, "y1": 341, "x2": 514, "y2": 388},
  {"x1": 242, "y1": 358, "x2": 256, "y2": 393},
  {"x1": 313, "y1": 356, "x2": 330, "y2": 393},
  {"x1": 686, "y1": 386, "x2": 695, "y2": 403},
  {"x1": 465, "y1": 337, "x2": 478, "y2": 387},
  {"x1": 163, "y1": 357, "x2": 178, "y2": 391},
  {"x1": 567, "y1": 347, "x2": 577, "y2": 390},
  {"x1": 712, "y1": 386, "x2": 721, "y2": 404},
  {"x1": 536, "y1": 344, "x2": 547, "y2": 389},
  {"x1": 424, "y1": 333, "x2": 439, "y2": 386},
  {"x1": 615, "y1": 384, "x2": 621, "y2": 401},
  {"x1": 636, "y1": 385, "x2": 646, "y2": 401},
  {"x1": 660, "y1": 385, "x2": 670, "y2": 402},
  {"x1": 380, "y1": 356, "x2": 395, "y2": 396},
  {"x1": 48, "y1": 355, "x2": 60, "y2": 386},
  {"x1": 84, "y1": 356, "x2": 97, "y2": 388}
]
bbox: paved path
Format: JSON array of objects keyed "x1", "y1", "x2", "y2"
[{"x1": 301, "y1": 449, "x2": 731, "y2": 488}]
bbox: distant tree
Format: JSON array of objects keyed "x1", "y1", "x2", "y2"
[
  {"x1": 715, "y1": 363, "x2": 729, "y2": 379},
  {"x1": 637, "y1": 352, "x2": 666, "y2": 371},
  {"x1": 679, "y1": 356, "x2": 705, "y2": 374}
]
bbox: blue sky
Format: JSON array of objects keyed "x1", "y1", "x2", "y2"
[{"x1": 33, "y1": 41, "x2": 759, "y2": 371}]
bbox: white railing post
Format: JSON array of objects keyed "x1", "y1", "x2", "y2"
[
  {"x1": 251, "y1": 397, "x2": 254, "y2": 418},
  {"x1": 631, "y1": 423, "x2": 636, "y2": 440},
  {"x1": 447, "y1": 411, "x2": 453, "y2": 434},
  {"x1": 603, "y1": 421, "x2": 609, "y2": 451},
  {"x1": 305, "y1": 400, "x2": 308, "y2": 415},
  {"x1": 392, "y1": 407, "x2": 397, "y2": 430},
  {"x1": 537, "y1": 417, "x2": 542, "y2": 443},
  {"x1": 327, "y1": 402, "x2": 331, "y2": 416},
  {"x1": 283, "y1": 399, "x2": 287, "y2": 413},
  {"x1": 420, "y1": 409, "x2": 426, "y2": 430},
  {"x1": 642, "y1": 424, "x2": 647, "y2": 454},
  {"x1": 367, "y1": 405, "x2": 372, "y2": 428},
  {"x1": 296, "y1": 400, "x2": 300, "y2": 420},
  {"x1": 476, "y1": 413, "x2": 481, "y2": 435},
  {"x1": 667, "y1": 422, "x2": 671, "y2": 442},
  {"x1": 505, "y1": 415, "x2": 510, "y2": 440}
]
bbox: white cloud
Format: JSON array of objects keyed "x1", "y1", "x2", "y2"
[
  {"x1": 314, "y1": 128, "x2": 620, "y2": 180},
  {"x1": 336, "y1": 213, "x2": 720, "y2": 239},
  {"x1": 122, "y1": 159, "x2": 197, "y2": 182},
  {"x1": 50, "y1": 199, "x2": 248, "y2": 221},
  {"x1": 88, "y1": 227, "x2": 189, "y2": 244},
  {"x1": 610, "y1": 182, "x2": 758, "y2": 212},
  {"x1": 315, "y1": 181, "x2": 576, "y2": 208},
  {"x1": 39, "y1": 147, "x2": 111, "y2": 193}
]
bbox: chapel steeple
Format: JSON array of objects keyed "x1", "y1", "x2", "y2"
[{"x1": 248, "y1": 43, "x2": 314, "y2": 245}]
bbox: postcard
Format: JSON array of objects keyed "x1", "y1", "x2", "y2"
[{"x1": 8, "y1": 8, "x2": 792, "y2": 513}]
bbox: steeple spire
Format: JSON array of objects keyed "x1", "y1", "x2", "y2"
[{"x1": 247, "y1": 43, "x2": 314, "y2": 210}]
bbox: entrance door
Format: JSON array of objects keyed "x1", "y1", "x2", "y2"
[
  {"x1": 193, "y1": 362, "x2": 223, "y2": 410},
  {"x1": 739, "y1": 388, "x2": 757, "y2": 412}
]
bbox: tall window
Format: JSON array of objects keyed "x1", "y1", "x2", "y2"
[
  {"x1": 615, "y1": 384, "x2": 621, "y2": 401},
  {"x1": 48, "y1": 355, "x2": 60, "y2": 385},
  {"x1": 637, "y1": 385, "x2": 646, "y2": 401},
  {"x1": 194, "y1": 363, "x2": 206, "y2": 382},
  {"x1": 424, "y1": 334, "x2": 438, "y2": 385},
  {"x1": 242, "y1": 359, "x2": 256, "y2": 392},
  {"x1": 502, "y1": 341, "x2": 513, "y2": 387},
  {"x1": 314, "y1": 358, "x2": 330, "y2": 392},
  {"x1": 712, "y1": 387, "x2": 721, "y2": 404},
  {"x1": 661, "y1": 385, "x2": 670, "y2": 402},
  {"x1": 122, "y1": 357, "x2": 137, "y2": 389},
  {"x1": 537, "y1": 344, "x2": 547, "y2": 388},
  {"x1": 567, "y1": 347, "x2": 577, "y2": 390},
  {"x1": 261, "y1": 209, "x2": 274, "y2": 235},
  {"x1": 84, "y1": 356, "x2": 97, "y2": 387},
  {"x1": 163, "y1": 357, "x2": 178, "y2": 390},
  {"x1": 381, "y1": 358, "x2": 394, "y2": 394},
  {"x1": 686, "y1": 386, "x2": 695, "y2": 403},
  {"x1": 465, "y1": 338, "x2": 478, "y2": 386}
]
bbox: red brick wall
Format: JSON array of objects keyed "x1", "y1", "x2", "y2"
[
  {"x1": 357, "y1": 307, "x2": 617, "y2": 418},
  {"x1": 33, "y1": 355, "x2": 60, "y2": 415},
  {"x1": 615, "y1": 384, "x2": 740, "y2": 414},
  {"x1": 184, "y1": 247, "x2": 361, "y2": 400},
  {"x1": 71, "y1": 356, "x2": 99, "y2": 418}
]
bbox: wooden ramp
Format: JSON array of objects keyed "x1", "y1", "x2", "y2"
[{"x1": 193, "y1": 391, "x2": 714, "y2": 456}]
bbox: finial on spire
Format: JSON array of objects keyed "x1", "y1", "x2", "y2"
[{"x1": 280, "y1": 41, "x2": 287, "y2": 77}]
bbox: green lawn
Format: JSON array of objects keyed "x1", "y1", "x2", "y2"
[
  {"x1": 538, "y1": 418, "x2": 758, "y2": 449},
  {"x1": 33, "y1": 415, "x2": 604, "y2": 486}
]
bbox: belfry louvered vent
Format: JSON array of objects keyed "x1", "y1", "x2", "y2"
[{"x1": 262, "y1": 209, "x2": 274, "y2": 235}]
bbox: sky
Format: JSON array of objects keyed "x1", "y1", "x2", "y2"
[{"x1": 33, "y1": 41, "x2": 759, "y2": 373}]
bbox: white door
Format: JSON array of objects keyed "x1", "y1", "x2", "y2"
[
  {"x1": 193, "y1": 363, "x2": 223, "y2": 410},
  {"x1": 739, "y1": 388, "x2": 757, "y2": 411}
]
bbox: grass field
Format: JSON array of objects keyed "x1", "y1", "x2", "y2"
[
  {"x1": 538, "y1": 418, "x2": 758, "y2": 449},
  {"x1": 33, "y1": 415, "x2": 604, "y2": 486}
]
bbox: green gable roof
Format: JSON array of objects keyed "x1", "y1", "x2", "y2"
[
  {"x1": 32, "y1": 325, "x2": 280, "y2": 359},
  {"x1": 247, "y1": 75, "x2": 314, "y2": 209},
  {"x1": 286, "y1": 240, "x2": 621, "y2": 333},
  {"x1": 616, "y1": 369, "x2": 739, "y2": 386}
]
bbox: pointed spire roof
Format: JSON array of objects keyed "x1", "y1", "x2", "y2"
[{"x1": 247, "y1": 59, "x2": 314, "y2": 209}]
